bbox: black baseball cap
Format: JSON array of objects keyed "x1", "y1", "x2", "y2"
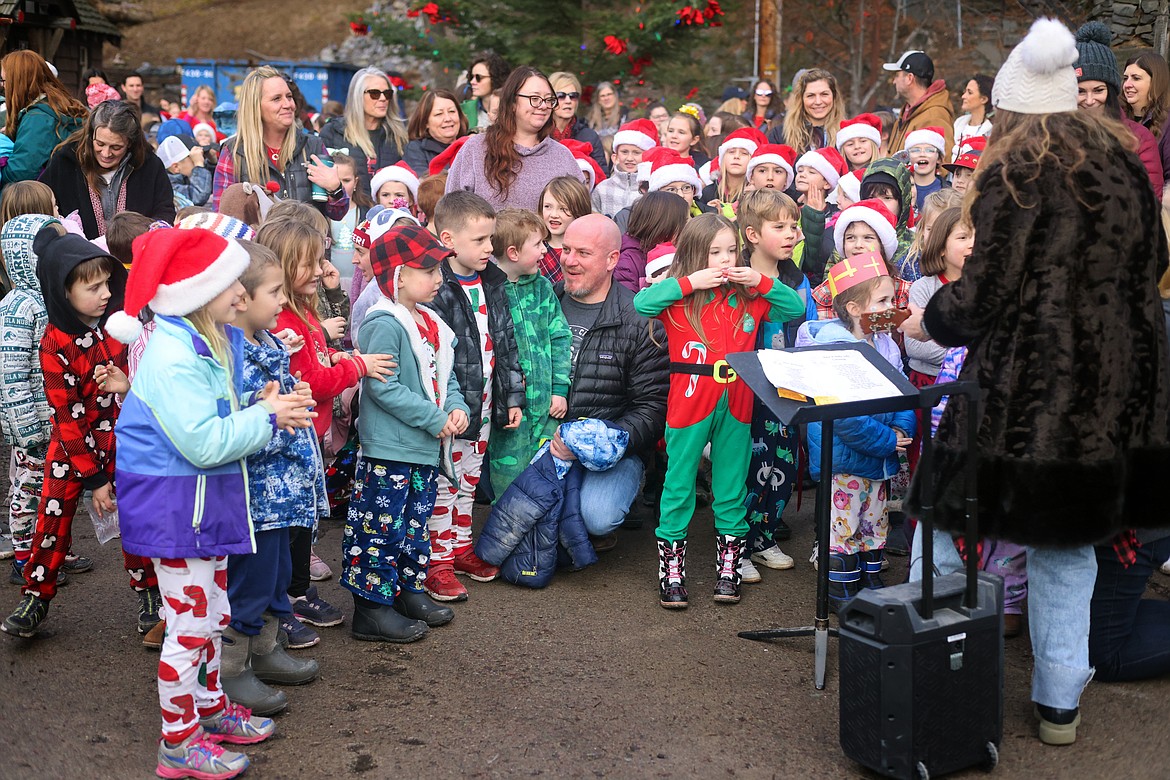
[{"x1": 883, "y1": 51, "x2": 934, "y2": 82}]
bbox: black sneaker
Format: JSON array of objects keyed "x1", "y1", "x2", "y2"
[
  {"x1": 61, "y1": 554, "x2": 93, "y2": 574},
  {"x1": 2, "y1": 593, "x2": 49, "y2": 637},
  {"x1": 9, "y1": 561, "x2": 68, "y2": 587},
  {"x1": 137, "y1": 587, "x2": 162, "y2": 634}
]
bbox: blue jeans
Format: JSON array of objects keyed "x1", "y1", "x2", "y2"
[
  {"x1": 1089, "y1": 535, "x2": 1170, "y2": 682},
  {"x1": 228, "y1": 527, "x2": 293, "y2": 635},
  {"x1": 911, "y1": 525, "x2": 1096, "y2": 709},
  {"x1": 578, "y1": 454, "x2": 644, "y2": 536}
]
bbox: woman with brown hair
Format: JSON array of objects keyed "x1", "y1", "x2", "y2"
[
  {"x1": 445, "y1": 66, "x2": 582, "y2": 211},
  {"x1": 40, "y1": 100, "x2": 174, "y2": 238},
  {"x1": 743, "y1": 78, "x2": 782, "y2": 133},
  {"x1": 0, "y1": 50, "x2": 88, "y2": 189},
  {"x1": 768, "y1": 69, "x2": 845, "y2": 153},
  {"x1": 403, "y1": 88, "x2": 468, "y2": 176},
  {"x1": 1121, "y1": 50, "x2": 1170, "y2": 176},
  {"x1": 586, "y1": 81, "x2": 627, "y2": 158}
]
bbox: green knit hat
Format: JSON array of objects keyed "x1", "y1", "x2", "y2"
[{"x1": 1074, "y1": 21, "x2": 1120, "y2": 90}]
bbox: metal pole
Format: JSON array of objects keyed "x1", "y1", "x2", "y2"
[
  {"x1": 956, "y1": 0, "x2": 963, "y2": 49},
  {"x1": 753, "y1": 0, "x2": 761, "y2": 79}
]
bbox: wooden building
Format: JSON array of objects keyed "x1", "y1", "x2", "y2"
[{"x1": 0, "y1": 0, "x2": 121, "y2": 93}]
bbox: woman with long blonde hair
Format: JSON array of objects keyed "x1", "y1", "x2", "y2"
[
  {"x1": 772, "y1": 69, "x2": 845, "y2": 154},
  {"x1": 177, "y1": 84, "x2": 223, "y2": 141},
  {"x1": 0, "y1": 50, "x2": 87, "y2": 189},
  {"x1": 319, "y1": 67, "x2": 408, "y2": 194}
]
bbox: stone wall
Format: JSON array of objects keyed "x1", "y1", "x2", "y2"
[{"x1": 1091, "y1": 0, "x2": 1166, "y2": 49}]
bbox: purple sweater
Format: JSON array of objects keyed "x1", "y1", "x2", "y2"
[
  {"x1": 444, "y1": 132, "x2": 584, "y2": 211},
  {"x1": 613, "y1": 233, "x2": 647, "y2": 293}
]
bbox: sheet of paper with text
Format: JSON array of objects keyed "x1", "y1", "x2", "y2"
[{"x1": 757, "y1": 348, "x2": 902, "y2": 405}]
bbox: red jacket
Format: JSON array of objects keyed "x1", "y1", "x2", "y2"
[{"x1": 276, "y1": 307, "x2": 365, "y2": 438}]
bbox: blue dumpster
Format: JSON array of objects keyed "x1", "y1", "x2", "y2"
[{"x1": 177, "y1": 59, "x2": 360, "y2": 112}]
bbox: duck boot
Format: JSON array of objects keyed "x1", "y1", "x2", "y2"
[
  {"x1": 860, "y1": 550, "x2": 886, "y2": 589},
  {"x1": 713, "y1": 534, "x2": 747, "y2": 604},
  {"x1": 219, "y1": 626, "x2": 287, "y2": 717},
  {"x1": 828, "y1": 553, "x2": 862, "y2": 613},
  {"x1": 394, "y1": 589, "x2": 454, "y2": 627},
  {"x1": 251, "y1": 614, "x2": 319, "y2": 686},
  {"x1": 351, "y1": 594, "x2": 427, "y2": 643},
  {"x1": 657, "y1": 539, "x2": 688, "y2": 609}
]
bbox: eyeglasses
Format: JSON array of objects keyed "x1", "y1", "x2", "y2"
[
  {"x1": 907, "y1": 146, "x2": 939, "y2": 156},
  {"x1": 469, "y1": 73, "x2": 489, "y2": 83},
  {"x1": 517, "y1": 93, "x2": 559, "y2": 108},
  {"x1": 365, "y1": 89, "x2": 394, "y2": 101},
  {"x1": 556, "y1": 91, "x2": 581, "y2": 101},
  {"x1": 661, "y1": 185, "x2": 693, "y2": 196}
]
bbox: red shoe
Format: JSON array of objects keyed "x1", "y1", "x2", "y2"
[
  {"x1": 424, "y1": 564, "x2": 468, "y2": 602},
  {"x1": 453, "y1": 548, "x2": 500, "y2": 582}
]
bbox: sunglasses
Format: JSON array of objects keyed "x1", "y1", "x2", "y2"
[
  {"x1": 556, "y1": 91, "x2": 581, "y2": 101},
  {"x1": 469, "y1": 73, "x2": 489, "y2": 83},
  {"x1": 755, "y1": 89, "x2": 773, "y2": 96},
  {"x1": 365, "y1": 88, "x2": 394, "y2": 101}
]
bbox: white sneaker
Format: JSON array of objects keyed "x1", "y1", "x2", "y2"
[
  {"x1": 740, "y1": 558, "x2": 762, "y2": 583},
  {"x1": 809, "y1": 542, "x2": 819, "y2": 571},
  {"x1": 1160, "y1": 558, "x2": 1170, "y2": 575},
  {"x1": 751, "y1": 545, "x2": 795, "y2": 570}
]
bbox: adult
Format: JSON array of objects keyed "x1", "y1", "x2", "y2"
[
  {"x1": 903, "y1": 19, "x2": 1170, "y2": 745},
  {"x1": 553, "y1": 214, "x2": 668, "y2": 541},
  {"x1": 178, "y1": 84, "x2": 225, "y2": 142},
  {"x1": 884, "y1": 51, "x2": 955, "y2": 157},
  {"x1": 548, "y1": 72, "x2": 609, "y2": 175},
  {"x1": 952, "y1": 74, "x2": 993, "y2": 160},
  {"x1": 445, "y1": 66, "x2": 583, "y2": 211},
  {"x1": 744, "y1": 78, "x2": 781, "y2": 133},
  {"x1": 318, "y1": 67, "x2": 407, "y2": 194},
  {"x1": 768, "y1": 68, "x2": 844, "y2": 153},
  {"x1": 40, "y1": 100, "x2": 174, "y2": 238},
  {"x1": 462, "y1": 52, "x2": 511, "y2": 130},
  {"x1": 587, "y1": 81, "x2": 627, "y2": 158},
  {"x1": 1074, "y1": 22, "x2": 1163, "y2": 194},
  {"x1": 0, "y1": 50, "x2": 87, "y2": 189},
  {"x1": 1121, "y1": 50, "x2": 1170, "y2": 176},
  {"x1": 212, "y1": 66, "x2": 348, "y2": 220},
  {"x1": 403, "y1": 88, "x2": 467, "y2": 176},
  {"x1": 121, "y1": 73, "x2": 157, "y2": 117}
]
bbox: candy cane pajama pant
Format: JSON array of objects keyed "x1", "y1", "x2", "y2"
[{"x1": 429, "y1": 423, "x2": 490, "y2": 564}]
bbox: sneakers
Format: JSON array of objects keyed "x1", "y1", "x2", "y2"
[
  {"x1": 290, "y1": 585, "x2": 343, "y2": 627},
  {"x1": 9, "y1": 560, "x2": 68, "y2": 587},
  {"x1": 1, "y1": 593, "x2": 49, "y2": 637},
  {"x1": 453, "y1": 548, "x2": 500, "y2": 582},
  {"x1": 308, "y1": 550, "x2": 332, "y2": 582},
  {"x1": 62, "y1": 553, "x2": 93, "y2": 574},
  {"x1": 139, "y1": 587, "x2": 163, "y2": 634},
  {"x1": 809, "y1": 542, "x2": 819, "y2": 571},
  {"x1": 751, "y1": 545, "x2": 795, "y2": 570},
  {"x1": 739, "y1": 557, "x2": 762, "y2": 584},
  {"x1": 424, "y1": 564, "x2": 468, "y2": 602},
  {"x1": 200, "y1": 702, "x2": 275, "y2": 746},
  {"x1": 1035, "y1": 704, "x2": 1081, "y2": 746},
  {"x1": 278, "y1": 616, "x2": 320, "y2": 649},
  {"x1": 156, "y1": 730, "x2": 249, "y2": 779}
]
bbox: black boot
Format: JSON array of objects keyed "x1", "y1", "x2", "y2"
[
  {"x1": 395, "y1": 589, "x2": 454, "y2": 627},
  {"x1": 137, "y1": 586, "x2": 162, "y2": 634},
  {"x1": 828, "y1": 553, "x2": 861, "y2": 613},
  {"x1": 860, "y1": 550, "x2": 886, "y2": 589},
  {"x1": 351, "y1": 594, "x2": 428, "y2": 643},
  {"x1": 1035, "y1": 704, "x2": 1081, "y2": 745},
  {"x1": 251, "y1": 614, "x2": 320, "y2": 685},
  {"x1": 885, "y1": 511, "x2": 909, "y2": 556},
  {"x1": 713, "y1": 535, "x2": 746, "y2": 604},
  {"x1": 657, "y1": 539, "x2": 688, "y2": 609}
]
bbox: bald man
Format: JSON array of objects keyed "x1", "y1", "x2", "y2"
[{"x1": 554, "y1": 215, "x2": 668, "y2": 545}]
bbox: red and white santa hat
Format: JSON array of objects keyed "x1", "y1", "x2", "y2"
[
  {"x1": 648, "y1": 149, "x2": 702, "y2": 193},
  {"x1": 644, "y1": 242, "x2": 676, "y2": 279},
  {"x1": 903, "y1": 126, "x2": 947, "y2": 155},
  {"x1": 560, "y1": 139, "x2": 607, "y2": 191},
  {"x1": 699, "y1": 156, "x2": 718, "y2": 188},
  {"x1": 370, "y1": 161, "x2": 420, "y2": 201},
  {"x1": 836, "y1": 169, "x2": 865, "y2": 204},
  {"x1": 746, "y1": 143, "x2": 796, "y2": 182},
  {"x1": 795, "y1": 147, "x2": 848, "y2": 189},
  {"x1": 836, "y1": 113, "x2": 883, "y2": 149},
  {"x1": 832, "y1": 198, "x2": 899, "y2": 260},
  {"x1": 718, "y1": 127, "x2": 767, "y2": 161},
  {"x1": 105, "y1": 228, "x2": 251, "y2": 343},
  {"x1": 612, "y1": 118, "x2": 659, "y2": 152}
]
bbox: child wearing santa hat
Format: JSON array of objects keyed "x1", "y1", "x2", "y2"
[
  {"x1": 746, "y1": 143, "x2": 796, "y2": 193},
  {"x1": 794, "y1": 146, "x2": 848, "y2": 284},
  {"x1": 810, "y1": 198, "x2": 912, "y2": 319},
  {"x1": 647, "y1": 149, "x2": 705, "y2": 216},
  {"x1": 903, "y1": 125, "x2": 949, "y2": 212},
  {"x1": 371, "y1": 161, "x2": 421, "y2": 214},
  {"x1": 699, "y1": 127, "x2": 767, "y2": 218},
  {"x1": 836, "y1": 113, "x2": 883, "y2": 172},
  {"x1": 593, "y1": 119, "x2": 657, "y2": 217}
]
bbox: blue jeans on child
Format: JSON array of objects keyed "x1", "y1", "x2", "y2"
[
  {"x1": 911, "y1": 524, "x2": 1096, "y2": 710},
  {"x1": 1089, "y1": 535, "x2": 1170, "y2": 682},
  {"x1": 227, "y1": 527, "x2": 293, "y2": 636},
  {"x1": 578, "y1": 454, "x2": 644, "y2": 537}
]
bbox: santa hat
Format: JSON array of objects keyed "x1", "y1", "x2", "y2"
[
  {"x1": 832, "y1": 199, "x2": 899, "y2": 260},
  {"x1": 699, "y1": 156, "x2": 718, "y2": 188},
  {"x1": 836, "y1": 169, "x2": 865, "y2": 204},
  {"x1": 371, "y1": 161, "x2": 420, "y2": 201},
  {"x1": 371, "y1": 225, "x2": 453, "y2": 300},
  {"x1": 957, "y1": 136, "x2": 987, "y2": 157},
  {"x1": 644, "y1": 242, "x2": 676, "y2": 279},
  {"x1": 560, "y1": 139, "x2": 606, "y2": 191},
  {"x1": 648, "y1": 149, "x2": 702, "y2": 193},
  {"x1": 105, "y1": 228, "x2": 250, "y2": 343},
  {"x1": 746, "y1": 144, "x2": 796, "y2": 182},
  {"x1": 993, "y1": 18, "x2": 1079, "y2": 115},
  {"x1": 836, "y1": 114, "x2": 883, "y2": 149},
  {"x1": 191, "y1": 122, "x2": 216, "y2": 140},
  {"x1": 903, "y1": 126, "x2": 946, "y2": 155},
  {"x1": 177, "y1": 212, "x2": 255, "y2": 241},
  {"x1": 428, "y1": 135, "x2": 470, "y2": 176},
  {"x1": 638, "y1": 146, "x2": 667, "y2": 184},
  {"x1": 718, "y1": 127, "x2": 767, "y2": 160},
  {"x1": 795, "y1": 147, "x2": 847, "y2": 189},
  {"x1": 612, "y1": 118, "x2": 658, "y2": 152},
  {"x1": 826, "y1": 250, "x2": 890, "y2": 298}
]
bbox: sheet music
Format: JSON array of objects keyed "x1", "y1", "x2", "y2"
[{"x1": 757, "y1": 348, "x2": 903, "y2": 404}]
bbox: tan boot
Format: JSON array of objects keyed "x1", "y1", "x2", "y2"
[{"x1": 142, "y1": 619, "x2": 166, "y2": 650}]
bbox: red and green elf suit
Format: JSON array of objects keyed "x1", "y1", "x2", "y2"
[{"x1": 633, "y1": 275, "x2": 805, "y2": 541}]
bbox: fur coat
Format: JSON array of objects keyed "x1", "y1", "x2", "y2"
[{"x1": 912, "y1": 146, "x2": 1170, "y2": 546}]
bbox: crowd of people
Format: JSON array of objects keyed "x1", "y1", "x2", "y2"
[{"x1": 0, "y1": 15, "x2": 1168, "y2": 779}]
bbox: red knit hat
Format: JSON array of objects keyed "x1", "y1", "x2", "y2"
[
  {"x1": 836, "y1": 113, "x2": 883, "y2": 149},
  {"x1": 795, "y1": 147, "x2": 848, "y2": 189},
  {"x1": 105, "y1": 228, "x2": 250, "y2": 343},
  {"x1": 612, "y1": 118, "x2": 658, "y2": 152}
]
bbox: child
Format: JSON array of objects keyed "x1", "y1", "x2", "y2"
[
  {"x1": 538, "y1": 176, "x2": 591, "y2": 284},
  {"x1": 1, "y1": 227, "x2": 159, "y2": 640},
  {"x1": 795, "y1": 259, "x2": 916, "y2": 611},
  {"x1": 738, "y1": 190, "x2": 818, "y2": 582},
  {"x1": 903, "y1": 126, "x2": 949, "y2": 214},
  {"x1": 644, "y1": 243, "x2": 675, "y2": 284},
  {"x1": 417, "y1": 172, "x2": 448, "y2": 235},
  {"x1": 0, "y1": 180, "x2": 58, "y2": 224},
  {"x1": 943, "y1": 145, "x2": 982, "y2": 196},
  {"x1": 428, "y1": 191, "x2": 525, "y2": 601},
  {"x1": 633, "y1": 213, "x2": 804, "y2": 608},
  {"x1": 850, "y1": 158, "x2": 915, "y2": 275},
  {"x1": 613, "y1": 191, "x2": 690, "y2": 292},
  {"x1": 745, "y1": 144, "x2": 796, "y2": 193},
  {"x1": 900, "y1": 188, "x2": 962, "y2": 284},
  {"x1": 487, "y1": 208, "x2": 571, "y2": 495},
  {"x1": 344, "y1": 222, "x2": 471, "y2": 642},
  {"x1": 350, "y1": 207, "x2": 421, "y2": 342},
  {"x1": 370, "y1": 161, "x2": 420, "y2": 213},
  {"x1": 156, "y1": 135, "x2": 212, "y2": 208},
  {"x1": 266, "y1": 200, "x2": 350, "y2": 350},
  {"x1": 329, "y1": 152, "x2": 374, "y2": 277},
  {"x1": 105, "y1": 211, "x2": 155, "y2": 268},
  {"x1": 835, "y1": 169, "x2": 864, "y2": 211},
  {"x1": 646, "y1": 149, "x2": 705, "y2": 217},
  {"x1": 106, "y1": 228, "x2": 316, "y2": 778},
  {"x1": 812, "y1": 199, "x2": 912, "y2": 319},
  {"x1": 836, "y1": 114, "x2": 883, "y2": 172},
  {"x1": 191, "y1": 122, "x2": 217, "y2": 148},
  {"x1": 222, "y1": 240, "x2": 325, "y2": 716},
  {"x1": 794, "y1": 147, "x2": 848, "y2": 285},
  {"x1": 592, "y1": 119, "x2": 657, "y2": 218},
  {"x1": 265, "y1": 217, "x2": 396, "y2": 647},
  {"x1": 664, "y1": 110, "x2": 708, "y2": 168},
  {"x1": 700, "y1": 128, "x2": 766, "y2": 218}
]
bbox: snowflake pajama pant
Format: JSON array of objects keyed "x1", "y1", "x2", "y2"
[
  {"x1": 154, "y1": 556, "x2": 229, "y2": 744},
  {"x1": 744, "y1": 398, "x2": 797, "y2": 554},
  {"x1": 828, "y1": 474, "x2": 889, "y2": 555},
  {"x1": 341, "y1": 457, "x2": 436, "y2": 607},
  {"x1": 8, "y1": 446, "x2": 44, "y2": 560},
  {"x1": 429, "y1": 419, "x2": 489, "y2": 564}
]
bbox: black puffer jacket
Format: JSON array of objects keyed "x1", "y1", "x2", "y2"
[
  {"x1": 319, "y1": 116, "x2": 404, "y2": 195},
  {"x1": 556, "y1": 281, "x2": 667, "y2": 454},
  {"x1": 431, "y1": 261, "x2": 525, "y2": 440}
]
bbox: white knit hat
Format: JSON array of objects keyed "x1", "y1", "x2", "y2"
[
  {"x1": 648, "y1": 150, "x2": 702, "y2": 193},
  {"x1": 903, "y1": 126, "x2": 946, "y2": 155},
  {"x1": 370, "y1": 161, "x2": 420, "y2": 200},
  {"x1": 992, "y1": 18, "x2": 1079, "y2": 115},
  {"x1": 833, "y1": 199, "x2": 899, "y2": 260}
]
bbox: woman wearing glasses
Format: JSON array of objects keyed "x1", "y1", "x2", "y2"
[
  {"x1": 318, "y1": 67, "x2": 408, "y2": 194},
  {"x1": 403, "y1": 89, "x2": 469, "y2": 176},
  {"x1": 446, "y1": 67, "x2": 584, "y2": 211},
  {"x1": 462, "y1": 52, "x2": 512, "y2": 130},
  {"x1": 587, "y1": 82, "x2": 627, "y2": 158},
  {"x1": 549, "y1": 72, "x2": 610, "y2": 175},
  {"x1": 743, "y1": 79, "x2": 782, "y2": 133}
]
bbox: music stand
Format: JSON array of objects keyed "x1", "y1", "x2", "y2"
[{"x1": 727, "y1": 342, "x2": 919, "y2": 690}]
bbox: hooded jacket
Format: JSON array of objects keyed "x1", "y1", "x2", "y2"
[
  {"x1": 319, "y1": 115, "x2": 405, "y2": 195},
  {"x1": 817, "y1": 158, "x2": 915, "y2": 284},
  {"x1": 888, "y1": 81, "x2": 956, "y2": 156},
  {"x1": 2, "y1": 100, "x2": 84, "y2": 189},
  {"x1": 0, "y1": 215, "x2": 58, "y2": 450},
  {"x1": 444, "y1": 132, "x2": 585, "y2": 211}
]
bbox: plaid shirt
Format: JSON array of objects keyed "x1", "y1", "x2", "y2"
[
  {"x1": 212, "y1": 144, "x2": 350, "y2": 220},
  {"x1": 539, "y1": 243, "x2": 563, "y2": 284}
]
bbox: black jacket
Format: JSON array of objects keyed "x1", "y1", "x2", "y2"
[
  {"x1": 557, "y1": 118, "x2": 611, "y2": 176},
  {"x1": 556, "y1": 281, "x2": 667, "y2": 454},
  {"x1": 224, "y1": 130, "x2": 334, "y2": 212},
  {"x1": 41, "y1": 142, "x2": 175, "y2": 239},
  {"x1": 318, "y1": 116, "x2": 404, "y2": 195},
  {"x1": 430, "y1": 260, "x2": 525, "y2": 440},
  {"x1": 403, "y1": 136, "x2": 453, "y2": 178}
]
